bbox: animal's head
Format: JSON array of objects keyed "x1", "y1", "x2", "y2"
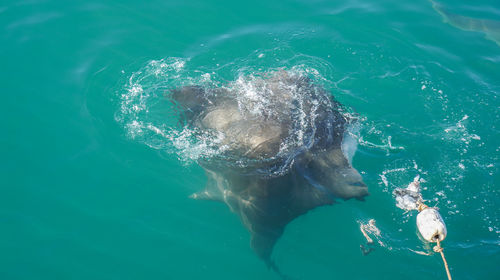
[{"x1": 301, "y1": 148, "x2": 368, "y2": 200}]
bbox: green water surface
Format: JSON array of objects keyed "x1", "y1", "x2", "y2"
[{"x1": 1, "y1": 0, "x2": 499, "y2": 279}]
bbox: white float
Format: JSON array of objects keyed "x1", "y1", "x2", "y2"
[
  {"x1": 394, "y1": 175, "x2": 452, "y2": 280},
  {"x1": 416, "y1": 207, "x2": 447, "y2": 242}
]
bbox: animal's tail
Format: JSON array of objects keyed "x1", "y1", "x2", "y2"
[
  {"x1": 251, "y1": 232, "x2": 295, "y2": 279},
  {"x1": 265, "y1": 259, "x2": 295, "y2": 280}
]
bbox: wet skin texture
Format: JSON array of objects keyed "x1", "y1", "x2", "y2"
[{"x1": 171, "y1": 72, "x2": 368, "y2": 270}]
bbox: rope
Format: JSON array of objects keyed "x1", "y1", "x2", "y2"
[
  {"x1": 433, "y1": 239, "x2": 452, "y2": 280},
  {"x1": 417, "y1": 201, "x2": 428, "y2": 212}
]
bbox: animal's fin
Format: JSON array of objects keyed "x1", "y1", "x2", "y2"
[
  {"x1": 300, "y1": 149, "x2": 368, "y2": 200},
  {"x1": 290, "y1": 169, "x2": 336, "y2": 211},
  {"x1": 189, "y1": 190, "x2": 219, "y2": 201},
  {"x1": 170, "y1": 86, "x2": 207, "y2": 110},
  {"x1": 190, "y1": 170, "x2": 225, "y2": 201}
]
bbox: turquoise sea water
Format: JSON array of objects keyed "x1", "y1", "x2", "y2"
[{"x1": 1, "y1": 0, "x2": 499, "y2": 279}]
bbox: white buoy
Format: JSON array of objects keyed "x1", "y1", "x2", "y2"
[
  {"x1": 416, "y1": 207, "x2": 447, "y2": 242},
  {"x1": 394, "y1": 176, "x2": 452, "y2": 280}
]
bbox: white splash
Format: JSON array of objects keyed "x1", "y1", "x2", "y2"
[
  {"x1": 115, "y1": 55, "x2": 344, "y2": 170},
  {"x1": 393, "y1": 175, "x2": 423, "y2": 211}
]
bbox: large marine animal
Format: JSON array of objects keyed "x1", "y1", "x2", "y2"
[
  {"x1": 430, "y1": 0, "x2": 500, "y2": 46},
  {"x1": 171, "y1": 71, "x2": 368, "y2": 272}
]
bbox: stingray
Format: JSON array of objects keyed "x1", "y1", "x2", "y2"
[
  {"x1": 170, "y1": 71, "x2": 368, "y2": 274},
  {"x1": 430, "y1": 0, "x2": 500, "y2": 46}
]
